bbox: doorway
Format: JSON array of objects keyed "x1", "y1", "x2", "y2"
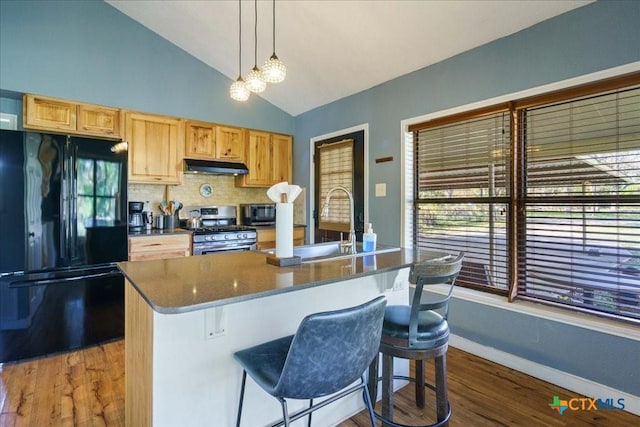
[{"x1": 311, "y1": 127, "x2": 366, "y2": 243}]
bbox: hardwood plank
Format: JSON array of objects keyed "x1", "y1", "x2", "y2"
[
  {"x1": 31, "y1": 353, "x2": 61, "y2": 427},
  {"x1": 0, "y1": 361, "x2": 38, "y2": 424},
  {"x1": 104, "y1": 340, "x2": 125, "y2": 426},
  {"x1": 1, "y1": 341, "x2": 638, "y2": 426},
  {"x1": 343, "y1": 347, "x2": 639, "y2": 427},
  {"x1": 84, "y1": 344, "x2": 112, "y2": 427},
  {"x1": 0, "y1": 357, "x2": 37, "y2": 426}
]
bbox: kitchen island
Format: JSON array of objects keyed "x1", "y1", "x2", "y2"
[{"x1": 118, "y1": 247, "x2": 441, "y2": 426}]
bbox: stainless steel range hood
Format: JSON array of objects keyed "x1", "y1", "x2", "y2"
[{"x1": 183, "y1": 159, "x2": 249, "y2": 175}]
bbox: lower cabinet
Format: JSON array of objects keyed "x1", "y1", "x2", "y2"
[
  {"x1": 256, "y1": 227, "x2": 305, "y2": 250},
  {"x1": 128, "y1": 234, "x2": 191, "y2": 261}
]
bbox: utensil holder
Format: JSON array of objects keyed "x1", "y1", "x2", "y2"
[{"x1": 163, "y1": 214, "x2": 175, "y2": 229}]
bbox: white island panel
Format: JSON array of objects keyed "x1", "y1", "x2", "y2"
[{"x1": 150, "y1": 269, "x2": 409, "y2": 427}]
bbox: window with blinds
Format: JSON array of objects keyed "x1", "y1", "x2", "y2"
[
  {"x1": 318, "y1": 139, "x2": 353, "y2": 233},
  {"x1": 414, "y1": 110, "x2": 511, "y2": 291},
  {"x1": 411, "y1": 74, "x2": 640, "y2": 322},
  {"x1": 518, "y1": 86, "x2": 640, "y2": 321}
]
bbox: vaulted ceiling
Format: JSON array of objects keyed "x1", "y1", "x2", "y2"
[{"x1": 106, "y1": 0, "x2": 592, "y2": 116}]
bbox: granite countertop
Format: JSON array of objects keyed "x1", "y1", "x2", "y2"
[
  {"x1": 128, "y1": 228, "x2": 193, "y2": 237},
  {"x1": 118, "y1": 248, "x2": 441, "y2": 314}
]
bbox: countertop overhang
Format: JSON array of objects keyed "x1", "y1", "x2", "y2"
[{"x1": 118, "y1": 248, "x2": 434, "y2": 314}]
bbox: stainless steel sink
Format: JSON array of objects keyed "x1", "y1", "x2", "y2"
[{"x1": 263, "y1": 241, "x2": 401, "y2": 263}]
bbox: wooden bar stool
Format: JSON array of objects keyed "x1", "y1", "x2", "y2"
[{"x1": 368, "y1": 253, "x2": 464, "y2": 427}]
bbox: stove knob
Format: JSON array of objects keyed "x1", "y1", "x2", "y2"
[
  {"x1": 241, "y1": 233, "x2": 246, "y2": 239},
  {"x1": 225, "y1": 234, "x2": 231, "y2": 240}
]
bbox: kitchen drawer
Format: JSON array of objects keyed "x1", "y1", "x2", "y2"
[{"x1": 128, "y1": 234, "x2": 191, "y2": 261}]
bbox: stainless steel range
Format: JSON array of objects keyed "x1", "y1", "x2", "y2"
[{"x1": 180, "y1": 206, "x2": 257, "y2": 255}]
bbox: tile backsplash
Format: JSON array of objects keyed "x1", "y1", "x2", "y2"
[{"x1": 128, "y1": 174, "x2": 306, "y2": 224}]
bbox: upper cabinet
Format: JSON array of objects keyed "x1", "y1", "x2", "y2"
[
  {"x1": 125, "y1": 112, "x2": 184, "y2": 185},
  {"x1": 185, "y1": 120, "x2": 216, "y2": 160},
  {"x1": 23, "y1": 93, "x2": 292, "y2": 188},
  {"x1": 236, "y1": 131, "x2": 292, "y2": 188},
  {"x1": 23, "y1": 94, "x2": 122, "y2": 138},
  {"x1": 216, "y1": 126, "x2": 244, "y2": 162},
  {"x1": 184, "y1": 121, "x2": 245, "y2": 162},
  {"x1": 271, "y1": 133, "x2": 293, "y2": 184}
]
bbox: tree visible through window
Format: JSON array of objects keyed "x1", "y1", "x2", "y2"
[
  {"x1": 77, "y1": 158, "x2": 122, "y2": 237},
  {"x1": 411, "y1": 75, "x2": 640, "y2": 323},
  {"x1": 413, "y1": 108, "x2": 511, "y2": 292}
]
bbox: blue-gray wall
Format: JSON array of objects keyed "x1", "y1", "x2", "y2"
[
  {"x1": 295, "y1": 0, "x2": 640, "y2": 247},
  {"x1": 293, "y1": 0, "x2": 640, "y2": 398},
  {"x1": 0, "y1": 0, "x2": 294, "y2": 133},
  {"x1": 1, "y1": 0, "x2": 639, "y2": 399}
]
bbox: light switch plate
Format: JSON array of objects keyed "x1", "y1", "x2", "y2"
[{"x1": 375, "y1": 183, "x2": 387, "y2": 197}]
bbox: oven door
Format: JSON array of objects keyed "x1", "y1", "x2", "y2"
[{"x1": 193, "y1": 242, "x2": 256, "y2": 256}]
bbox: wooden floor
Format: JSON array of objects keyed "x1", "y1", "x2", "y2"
[
  {"x1": 0, "y1": 340, "x2": 124, "y2": 427},
  {"x1": 1, "y1": 340, "x2": 637, "y2": 426}
]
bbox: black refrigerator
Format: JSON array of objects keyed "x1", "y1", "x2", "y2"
[{"x1": 0, "y1": 130, "x2": 128, "y2": 363}]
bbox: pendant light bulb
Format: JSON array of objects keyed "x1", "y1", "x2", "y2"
[
  {"x1": 230, "y1": 76, "x2": 250, "y2": 101},
  {"x1": 230, "y1": 0, "x2": 249, "y2": 102},
  {"x1": 263, "y1": 0, "x2": 286, "y2": 83},
  {"x1": 246, "y1": 0, "x2": 266, "y2": 93},
  {"x1": 263, "y1": 53, "x2": 286, "y2": 83},
  {"x1": 245, "y1": 66, "x2": 266, "y2": 93}
]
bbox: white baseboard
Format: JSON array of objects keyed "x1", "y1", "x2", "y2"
[{"x1": 449, "y1": 334, "x2": 640, "y2": 417}]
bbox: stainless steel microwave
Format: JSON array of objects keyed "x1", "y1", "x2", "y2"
[{"x1": 240, "y1": 203, "x2": 276, "y2": 225}]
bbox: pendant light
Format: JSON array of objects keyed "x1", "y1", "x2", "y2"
[
  {"x1": 262, "y1": 0, "x2": 286, "y2": 83},
  {"x1": 230, "y1": 0, "x2": 250, "y2": 101},
  {"x1": 245, "y1": 0, "x2": 267, "y2": 93}
]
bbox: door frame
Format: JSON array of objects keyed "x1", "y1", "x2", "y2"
[{"x1": 308, "y1": 123, "x2": 369, "y2": 244}]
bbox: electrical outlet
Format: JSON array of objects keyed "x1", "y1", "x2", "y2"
[{"x1": 204, "y1": 306, "x2": 226, "y2": 339}]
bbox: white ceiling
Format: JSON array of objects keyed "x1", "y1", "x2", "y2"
[{"x1": 106, "y1": 0, "x2": 592, "y2": 116}]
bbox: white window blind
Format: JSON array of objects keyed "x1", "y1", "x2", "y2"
[{"x1": 318, "y1": 139, "x2": 353, "y2": 233}]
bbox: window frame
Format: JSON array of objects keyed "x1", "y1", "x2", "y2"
[{"x1": 410, "y1": 72, "x2": 640, "y2": 323}]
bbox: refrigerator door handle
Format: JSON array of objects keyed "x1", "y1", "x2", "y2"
[
  {"x1": 7, "y1": 269, "x2": 122, "y2": 288},
  {"x1": 68, "y1": 136, "x2": 78, "y2": 262}
]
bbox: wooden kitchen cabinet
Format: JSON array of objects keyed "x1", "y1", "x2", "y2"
[
  {"x1": 236, "y1": 131, "x2": 292, "y2": 187},
  {"x1": 125, "y1": 111, "x2": 184, "y2": 185},
  {"x1": 23, "y1": 94, "x2": 122, "y2": 138},
  {"x1": 271, "y1": 133, "x2": 293, "y2": 184},
  {"x1": 184, "y1": 122, "x2": 244, "y2": 163},
  {"x1": 216, "y1": 126, "x2": 244, "y2": 161},
  {"x1": 238, "y1": 130, "x2": 271, "y2": 187},
  {"x1": 255, "y1": 227, "x2": 305, "y2": 250},
  {"x1": 185, "y1": 120, "x2": 216, "y2": 159},
  {"x1": 128, "y1": 234, "x2": 191, "y2": 261}
]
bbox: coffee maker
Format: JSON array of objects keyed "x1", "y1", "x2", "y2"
[{"x1": 128, "y1": 201, "x2": 144, "y2": 231}]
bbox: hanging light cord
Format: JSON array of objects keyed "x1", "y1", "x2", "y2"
[
  {"x1": 272, "y1": 0, "x2": 276, "y2": 53},
  {"x1": 254, "y1": 0, "x2": 258, "y2": 66},
  {"x1": 238, "y1": 0, "x2": 242, "y2": 74}
]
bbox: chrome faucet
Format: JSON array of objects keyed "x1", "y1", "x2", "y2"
[{"x1": 320, "y1": 186, "x2": 356, "y2": 254}]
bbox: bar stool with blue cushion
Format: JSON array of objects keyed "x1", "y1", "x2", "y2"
[
  {"x1": 234, "y1": 296, "x2": 387, "y2": 427},
  {"x1": 368, "y1": 253, "x2": 464, "y2": 427}
]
